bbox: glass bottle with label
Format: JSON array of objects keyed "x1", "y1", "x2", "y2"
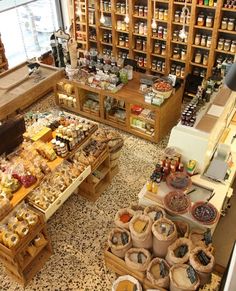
[
  {"x1": 224, "y1": 39, "x2": 231, "y2": 51},
  {"x1": 228, "y1": 19, "x2": 235, "y2": 31},
  {"x1": 206, "y1": 36, "x2": 212, "y2": 48},
  {"x1": 197, "y1": 13, "x2": 205, "y2": 26},
  {"x1": 217, "y1": 38, "x2": 224, "y2": 50},
  {"x1": 206, "y1": 15, "x2": 213, "y2": 28},
  {"x1": 221, "y1": 17, "x2": 228, "y2": 30},
  {"x1": 200, "y1": 35, "x2": 207, "y2": 46}
]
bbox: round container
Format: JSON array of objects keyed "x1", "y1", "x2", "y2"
[
  {"x1": 200, "y1": 35, "x2": 207, "y2": 47},
  {"x1": 163, "y1": 191, "x2": 191, "y2": 215},
  {"x1": 217, "y1": 38, "x2": 224, "y2": 50},
  {"x1": 206, "y1": 15, "x2": 213, "y2": 28},
  {"x1": 191, "y1": 201, "x2": 219, "y2": 225},
  {"x1": 224, "y1": 39, "x2": 231, "y2": 51},
  {"x1": 227, "y1": 18, "x2": 235, "y2": 31},
  {"x1": 221, "y1": 17, "x2": 228, "y2": 30}
]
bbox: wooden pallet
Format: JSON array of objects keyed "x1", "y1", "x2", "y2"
[{"x1": 104, "y1": 247, "x2": 167, "y2": 291}]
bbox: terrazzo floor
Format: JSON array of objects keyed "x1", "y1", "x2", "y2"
[{"x1": 0, "y1": 94, "x2": 221, "y2": 291}]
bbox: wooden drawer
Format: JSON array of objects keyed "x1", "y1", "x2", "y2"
[{"x1": 29, "y1": 166, "x2": 91, "y2": 221}]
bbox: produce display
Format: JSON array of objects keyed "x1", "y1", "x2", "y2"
[
  {"x1": 166, "y1": 172, "x2": 192, "y2": 191},
  {"x1": 164, "y1": 191, "x2": 191, "y2": 215},
  {"x1": 152, "y1": 80, "x2": 173, "y2": 99},
  {"x1": 0, "y1": 202, "x2": 39, "y2": 249},
  {"x1": 108, "y1": 205, "x2": 216, "y2": 290},
  {"x1": 191, "y1": 202, "x2": 219, "y2": 225}
]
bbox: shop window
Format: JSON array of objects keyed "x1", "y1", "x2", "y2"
[{"x1": 0, "y1": 0, "x2": 62, "y2": 67}]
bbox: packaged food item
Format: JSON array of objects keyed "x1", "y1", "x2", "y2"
[
  {"x1": 144, "y1": 205, "x2": 166, "y2": 222},
  {"x1": 34, "y1": 233, "x2": 47, "y2": 247},
  {"x1": 169, "y1": 264, "x2": 200, "y2": 291},
  {"x1": 108, "y1": 228, "x2": 132, "y2": 258},
  {"x1": 147, "y1": 258, "x2": 170, "y2": 288},
  {"x1": 129, "y1": 214, "x2": 153, "y2": 249},
  {"x1": 189, "y1": 247, "x2": 215, "y2": 286},
  {"x1": 152, "y1": 217, "x2": 177, "y2": 258},
  {"x1": 165, "y1": 238, "x2": 193, "y2": 266},
  {"x1": 125, "y1": 248, "x2": 151, "y2": 271}
]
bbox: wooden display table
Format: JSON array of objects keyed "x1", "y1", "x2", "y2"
[
  {"x1": 0, "y1": 62, "x2": 64, "y2": 120},
  {"x1": 55, "y1": 73, "x2": 184, "y2": 143}
]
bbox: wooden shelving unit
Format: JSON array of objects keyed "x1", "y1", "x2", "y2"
[
  {"x1": 0, "y1": 33, "x2": 8, "y2": 72},
  {"x1": 69, "y1": 0, "x2": 236, "y2": 80},
  {"x1": 55, "y1": 73, "x2": 184, "y2": 143}
]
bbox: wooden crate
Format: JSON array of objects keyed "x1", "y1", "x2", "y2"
[{"x1": 104, "y1": 247, "x2": 167, "y2": 291}]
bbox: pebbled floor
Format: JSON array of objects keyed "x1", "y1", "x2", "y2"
[{"x1": 0, "y1": 94, "x2": 221, "y2": 291}]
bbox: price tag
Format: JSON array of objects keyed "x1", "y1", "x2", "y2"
[
  {"x1": 137, "y1": 252, "x2": 142, "y2": 264},
  {"x1": 121, "y1": 232, "x2": 128, "y2": 245},
  {"x1": 154, "y1": 211, "x2": 163, "y2": 221},
  {"x1": 203, "y1": 228, "x2": 212, "y2": 245},
  {"x1": 197, "y1": 250, "x2": 210, "y2": 266},
  {"x1": 160, "y1": 260, "x2": 168, "y2": 278},
  {"x1": 186, "y1": 265, "x2": 197, "y2": 284},
  {"x1": 177, "y1": 245, "x2": 188, "y2": 258},
  {"x1": 167, "y1": 225, "x2": 174, "y2": 236}
]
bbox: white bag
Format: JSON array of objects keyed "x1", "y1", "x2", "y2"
[{"x1": 112, "y1": 275, "x2": 143, "y2": 291}]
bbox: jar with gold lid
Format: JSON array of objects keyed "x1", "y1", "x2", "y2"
[
  {"x1": 224, "y1": 39, "x2": 231, "y2": 51},
  {"x1": 154, "y1": 42, "x2": 161, "y2": 54},
  {"x1": 175, "y1": 11, "x2": 181, "y2": 22},
  {"x1": 206, "y1": 15, "x2": 213, "y2": 27},
  {"x1": 200, "y1": 35, "x2": 207, "y2": 46},
  {"x1": 217, "y1": 38, "x2": 224, "y2": 50},
  {"x1": 221, "y1": 17, "x2": 228, "y2": 30},
  {"x1": 159, "y1": 9, "x2": 164, "y2": 20},
  {"x1": 203, "y1": 53, "x2": 209, "y2": 65},
  {"x1": 173, "y1": 31, "x2": 179, "y2": 41},
  {"x1": 231, "y1": 41, "x2": 236, "y2": 53},
  {"x1": 164, "y1": 10, "x2": 168, "y2": 21},
  {"x1": 173, "y1": 47, "x2": 181, "y2": 59},
  {"x1": 206, "y1": 36, "x2": 212, "y2": 48},
  {"x1": 197, "y1": 13, "x2": 205, "y2": 26},
  {"x1": 195, "y1": 51, "x2": 202, "y2": 63},
  {"x1": 163, "y1": 28, "x2": 168, "y2": 40},
  {"x1": 227, "y1": 18, "x2": 235, "y2": 31},
  {"x1": 181, "y1": 49, "x2": 187, "y2": 60},
  {"x1": 195, "y1": 34, "x2": 201, "y2": 45},
  {"x1": 161, "y1": 44, "x2": 166, "y2": 55}
]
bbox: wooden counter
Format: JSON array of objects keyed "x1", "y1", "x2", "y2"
[
  {"x1": 56, "y1": 73, "x2": 184, "y2": 143},
  {"x1": 0, "y1": 62, "x2": 64, "y2": 120}
]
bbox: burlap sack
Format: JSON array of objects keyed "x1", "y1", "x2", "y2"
[
  {"x1": 114, "y1": 208, "x2": 135, "y2": 230},
  {"x1": 146, "y1": 257, "x2": 170, "y2": 288},
  {"x1": 170, "y1": 264, "x2": 200, "y2": 291},
  {"x1": 152, "y1": 217, "x2": 177, "y2": 258},
  {"x1": 129, "y1": 214, "x2": 153, "y2": 249},
  {"x1": 108, "y1": 228, "x2": 132, "y2": 258},
  {"x1": 173, "y1": 220, "x2": 190, "y2": 238},
  {"x1": 125, "y1": 247, "x2": 152, "y2": 271},
  {"x1": 144, "y1": 205, "x2": 166, "y2": 222},
  {"x1": 189, "y1": 247, "x2": 215, "y2": 286},
  {"x1": 166, "y1": 238, "x2": 193, "y2": 266},
  {"x1": 189, "y1": 229, "x2": 213, "y2": 251},
  {"x1": 112, "y1": 275, "x2": 143, "y2": 291},
  {"x1": 130, "y1": 203, "x2": 145, "y2": 215}
]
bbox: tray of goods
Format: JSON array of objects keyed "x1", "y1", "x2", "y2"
[
  {"x1": 163, "y1": 191, "x2": 191, "y2": 215},
  {"x1": 191, "y1": 201, "x2": 219, "y2": 225},
  {"x1": 166, "y1": 172, "x2": 192, "y2": 191},
  {"x1": 27, "y1": 161, "x2": 91, "y2": 220},
  {"x1": 152, "y1": 80, "x2": 173, "y2": 99}
]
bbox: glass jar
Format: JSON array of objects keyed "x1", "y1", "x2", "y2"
[
  {"x1": 143, "y1": 40, "x2": 147, "y2": 51},
  {"x1": 200, "y1": 35, "x2": 207, "y2": 46},
  {"x1": 197, "y1": 13, "x2": 205, "y2": 26},
  {"x1": 204, "y1": 0, "x2": 209, "y2": 5},
  {"x1": 120, "y1": 3, "x2": 125, "y2": 14},
  {"x1": 180, "y1": 12, "x2": 185, "y2": 23},
  {"x1": 163, "y1": 28, "x2": 168, "y2": 40},
  {"x1": 157, "y1": 61, "x2": 162, "y2": 71},
  {"x1": 144, "y1": 6, "x2": 148, "y2": 17},
  {"x1": 121, "y1": 21, "x2": 126, "y2": 31},
  {"x1": 152, "y1": 28, "x2": 157, "y2": 37},
  {"x1": 181, "y1": 67, "x2": 185, "y2": 78},
  {"x1": 217, "y1": 38, "x2": 224, "y2": 50},
  {"x1": 171, "y1": 64, "x2": 176, "y2": 74},
  {"x1": 158, "y1": 26, "x2": 163, "y2": 38},
  {"x1": 116, "y1": 3, "x2": 121, "y2": 13},
  {"x1": 181, "y1": 49, "x2": 187, "y2": 60},
  {"x1": 206, "y1": 15, "x2": 213, "y2": 27},
  {"x1": 206, "y1": 36, "x2": 212, "y2": 48},
  {"x1": 144, "y1": 58, "x2": 147, "y2": 68},
  {"x1": 138, "y1": 57, "x2": 144, "y2": 67},
  {"x1": 175, "y1": 11, "x2": 181, "y2": 22},
  {"x1": 125, "y1": 37, "x2": 129, "y2": 48},
  {"x1": 117, "y1": 20, "x2": 122, "y2": 30},
  {"x1": 173, "y1": 47, "x2": 181, "y2": 59},
  {"x1": 161, "y1": 44, "x2": 166, "y2": 55},
  {"x1": 176, "y1": 65, "x2": 181, "y2": 77},
  {"x1": 221, "y1": 17, "x2": 228, "y2": 30},
  {"x1": 154, "y1": 42, "x2": 161, "y2": 54},
  {"x1": 155, "y1": 8, "x2": 159, "y2": 19},
  {"x1": 143, "y1": 24, "x2": 148, "y2": 35},
  {"x1": 152, "y1": 60, "x2": 157, "y2": 70},
  {"x1": 231, "y1": 41, "x2": 236, "y2": 53},
  {"x1": 209, "y1": 0, "x2": 214, "y2": 6},
  {"x1": 159, "y1": 9, "x2": 164, "y2": 20},
  {"x1": 224, "y1": 39, "x2": 231, "y2": 51},
  {"x1": 119, "y1": 35, "x2": 125, "y2": 46},
  {"x1": 187, "y1": 14, "x2": 191, "y2": 24},
  {"x1": 198, "y1": 0, "x2": 204, "y2": 4},
  {"x1": 136, "y1": 38, "x2": 142, "y2": 50},
  {"x1": 203, "y1": 53, "x2": 209, "y2": 65},
  {"x1": 139, "y1": 6, "x2": 144, "y2": 17},
  {"x1": 164, "y1": 10, "x2": 168, "y2": 21},
  {"x1": 228, "y1": 18, "x2": 235, "y2": 31},
  {"x1": 134, "y1": 23, "x2": 139, "y2": 33},
  {"x1": 195, "y1": 34, "x2": 201, "y2": 45},
  {"x1": 162, "y1": 62, "x2": 165, "y2": 72},
  {"x1": 139, "y1": 22, "x2": 144, "y2": 35},
  {"x1": 134, "y1": 5, "x2": 139, "y2": 15},
  {"x1": 195, "y1": 51, "x2": 202, "y2": 63},
  {"x1": 173, "y1": 31, "x2": 179, "y2": 41}
]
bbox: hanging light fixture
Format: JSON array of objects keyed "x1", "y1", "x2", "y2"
[
  {"x1": 179, "y1": 0, "x2": 189, "y2": 40},
  {"x1": 124, "y1": 0, "x2": 129, "y2": 24},
  {"x1": 100, "y1": 0, "x2": 105, "y2": 24},
  {"x1": 151, "y1": 0, "x2": 157, "y2": 29}
]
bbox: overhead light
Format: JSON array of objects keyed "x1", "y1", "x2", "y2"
[
  {"x1": 100, "y1": 1, "x2": 105, "y2": 24},
  {"x1": 124, "y1": 0, "x2": 129, "y2": 24}
]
